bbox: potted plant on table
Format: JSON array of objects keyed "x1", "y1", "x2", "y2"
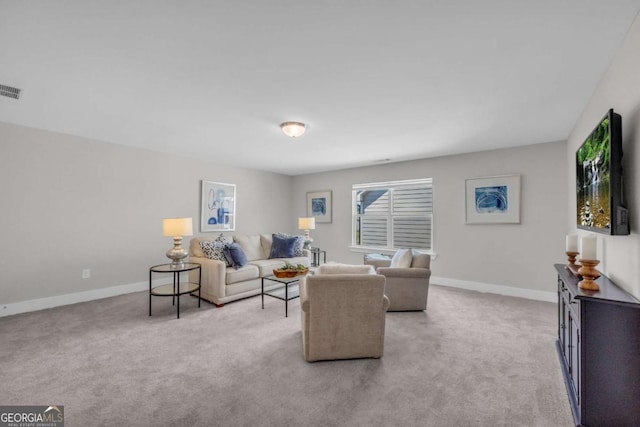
[{"x1": 273, "y1": 262, "x2": 309, "y2": 278}]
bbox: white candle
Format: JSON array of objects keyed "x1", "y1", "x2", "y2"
[
  {"x1": 580, "y1": 235, "x2": 597, "y2": 260},
  {"x1": 566, "y1": 235, "x2": 578, "y2": 252}
]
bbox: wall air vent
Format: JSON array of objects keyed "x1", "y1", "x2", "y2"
[{"x1": 0, "y1": 84, "x2": 21, "y2": 99}]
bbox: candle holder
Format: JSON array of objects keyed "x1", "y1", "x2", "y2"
[
  {"x1": 566, "y1": 251, "x2": 580, "y2": 276},
  {"x1": 578, "y1": 259, "x2": 600, "y2": 291}
]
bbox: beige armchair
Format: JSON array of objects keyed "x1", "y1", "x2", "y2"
[
  {"x1": 372, "y1": 250, "x2": 431, "y2": 311},
  {"x1": 300, "y1": 265, "x2": 389, "y2": 362}
]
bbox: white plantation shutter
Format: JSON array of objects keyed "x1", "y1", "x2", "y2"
[
  {"x1": 361, "y1": 217, "x2": 388, "y2": 247},
  {"x1": 353, "y1": 179, "x2": 433, "y2": 252}
]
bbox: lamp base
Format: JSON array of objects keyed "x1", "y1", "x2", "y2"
[
  {"x1": 166, "y1": 236, "x2": 188, "y2": 268},
  {"x1": 302, "y1": 230, "x2": 313, "y2": 250}
]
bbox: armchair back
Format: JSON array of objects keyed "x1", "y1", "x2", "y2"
[{"x1": 300, "y1": 273, "x2": 389, "y2": 362}]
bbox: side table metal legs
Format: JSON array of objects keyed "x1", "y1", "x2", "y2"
[{"x1": 149, "y1": 263, "x2": 202, "y2": 319}]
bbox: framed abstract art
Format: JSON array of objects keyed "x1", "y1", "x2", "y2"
[
  {"x1": 201, "y1": 180, "x2": 236, "y2": 232},
  {"x1": 307, "y1": 190, "x2": 332, "y2": 224},
  {"x1": 465, "y1": 175, "x2": 521, "y2": 224}
]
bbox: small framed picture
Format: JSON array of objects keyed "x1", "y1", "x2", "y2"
[
  {"x1": 307, "y1": 190, "x2": 332, "y2": 224},
  {"x1": 201, "y1": 181, "x2": 236, "y2": 232},
  {"x1": 465, "y1": 175, "x2": 521, "y2": 224}
]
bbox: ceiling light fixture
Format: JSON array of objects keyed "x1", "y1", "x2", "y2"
[{"x1": 280, "y1": 121, "x2": 306, "y2": 138}]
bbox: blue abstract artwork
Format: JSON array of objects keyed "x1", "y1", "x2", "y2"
[
  {"x1": 207, "y1": 188, "x2": 231, "y2": 225},
  {"x1": 311, "y1": 197, "x2": 326, "y2": 216},
  {"x1": 307, "y1": 190, "x2": 332, "y2": 223},
  {"x1": 201, "y1": 181, "x2": 236, "y2": 232},
  {"x1": 475, "y1": 185, "x2": 508, "y2": 214}
]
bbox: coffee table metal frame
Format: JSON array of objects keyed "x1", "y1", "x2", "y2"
[{"x1": 261, "y1": 274, "x2": 303, "y2": 317}]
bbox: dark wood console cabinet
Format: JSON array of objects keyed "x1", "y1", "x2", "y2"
[{"x1": 555, "y1": 264, "x2": 640, "y2": 426}]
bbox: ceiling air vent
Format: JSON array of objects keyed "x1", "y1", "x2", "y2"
[{"x1": 0, "y1": 84, "x2": 21, "y2": 99}]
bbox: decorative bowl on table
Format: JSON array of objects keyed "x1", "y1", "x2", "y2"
[{"x1": 273, "y1": 268, "x2": 309, "y2": 278}]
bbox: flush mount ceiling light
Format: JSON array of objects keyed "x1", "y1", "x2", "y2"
[{"x1": 280, "y1": 121, "x2": 307, "y2": 138}]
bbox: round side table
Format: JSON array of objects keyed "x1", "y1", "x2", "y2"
[{"x1": 149, "y1": 262, "x2": 201, "y2": 318}]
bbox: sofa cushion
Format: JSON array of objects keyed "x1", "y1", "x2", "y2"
[
  {"x1": 224, "y1": 242, "x2": 249, "y2": 269},
  {"x1": 410, "y1": 249, "x2": 431, "y2": 269},
  {"x1": 199, "y1": 234, "x2": 232, "y2": 266},
  {"x1": 233, "y1": 235, "x2": 265, "y2": 261},
  {"x1": 226, "y1": 264, "x2": 260, "y2": 285},
  {"x1": 390, "y1": 248, "x2": 412, "y2": 268},
  {"x1": 260, "y1": 234, "x2": 274, "y2": 259},
  {"x1": 269, "y1": 234, "x2": 298, "y2": 258},
  {"x1": 249, "y1": 259, "x2": 287, "y2": 277}
]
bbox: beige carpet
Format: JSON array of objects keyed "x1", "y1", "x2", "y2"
[{"x1": 0, "y1": 285, "x2": 573, "y2": 426}]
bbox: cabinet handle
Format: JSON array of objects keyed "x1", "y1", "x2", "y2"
[{"x1": 570, "y1": 301, "x2": 578, "y2": 304}]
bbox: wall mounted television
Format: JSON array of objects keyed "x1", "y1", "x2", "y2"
[{"x1": 576, "y1": 108, "x2": 629, "y2": 235}]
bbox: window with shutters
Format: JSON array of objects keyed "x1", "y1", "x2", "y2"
[{"x1": 351, "y1": 178, "x2": 433, "y2": 253}]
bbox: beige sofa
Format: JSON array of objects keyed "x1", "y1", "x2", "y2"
[
  {"x1": 188, "y1": 234, "x2": 310, "y2": 306},
  {"x1": 300, "y1": 264, "x2": 389, "y2": 362}
]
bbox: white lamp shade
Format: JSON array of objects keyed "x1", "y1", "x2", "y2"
[
  {"x1": 298, "y1": 217, "x2": 316, "y2": 230},
  {"x1": 163, "y1": 217, "x2": 193, "y2": 237},
  {"x1": 281, "y1": 122, "x2": 306, "y2": 138}
]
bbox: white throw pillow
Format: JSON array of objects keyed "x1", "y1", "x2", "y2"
[{"x1": 390, "y1": 248, "x2": 412, "y2": 268}]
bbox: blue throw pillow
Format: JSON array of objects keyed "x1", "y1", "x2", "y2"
[
  {"x1": 275, "y1": 232, "x2": 305, "y2": 256},
  {"x1": 223, "y1": 242, "x2": 248, "y2": 269},
  {"x1": 269, "y1": 234, "x2": 297, "y2": 258}
]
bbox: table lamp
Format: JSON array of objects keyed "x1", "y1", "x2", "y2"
[
  {"x1": 163, "y1": 217, "x2": 193, "y2": 268},
  {"x1": 298, "y1": 217, "x2": 316, "y2": 249}
]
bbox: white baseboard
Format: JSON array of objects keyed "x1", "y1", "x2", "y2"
[
  {"x1": 431, "y1": 276, "x2": 557, "y2": 303},
  {"x1": 1, "y1": 275, "x2": 556, "y2": 318},
  {"x1": 0, "y1": 277, "x2": 173, "y2": 318}
]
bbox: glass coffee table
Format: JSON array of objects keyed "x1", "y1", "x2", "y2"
[{"x1": 261, "y1": 275, "x2": 303, "y2": 317}]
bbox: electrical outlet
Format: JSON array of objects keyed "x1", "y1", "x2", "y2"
[{"x1": 82, "y1": 269, "x2": 91, "y2": 279}]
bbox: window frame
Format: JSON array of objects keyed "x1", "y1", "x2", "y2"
[{"x1": 350, "y1": 178, "x2": 434, "y2": 255}]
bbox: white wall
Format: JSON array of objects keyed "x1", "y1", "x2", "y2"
[
  {"x1": 566, "y1": 13, "x2": 640, "y2": 299},
  {"x1": 0, "y1": 122, "x2": 294, "y2": 307},
  {"x1": 292, "y1": 141, "x2": 568, "y2": 296},
  {"x1": 0, "y1": 123, "x2": 570, "y2": 311}
]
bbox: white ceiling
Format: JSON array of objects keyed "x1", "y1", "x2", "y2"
[{"x1": 1, "y1": 1, "x2": 640, "y2": 175}]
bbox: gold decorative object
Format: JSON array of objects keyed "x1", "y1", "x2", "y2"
[{"x1": 578, "y1": 259, "x2": 600, "y2": 291}]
